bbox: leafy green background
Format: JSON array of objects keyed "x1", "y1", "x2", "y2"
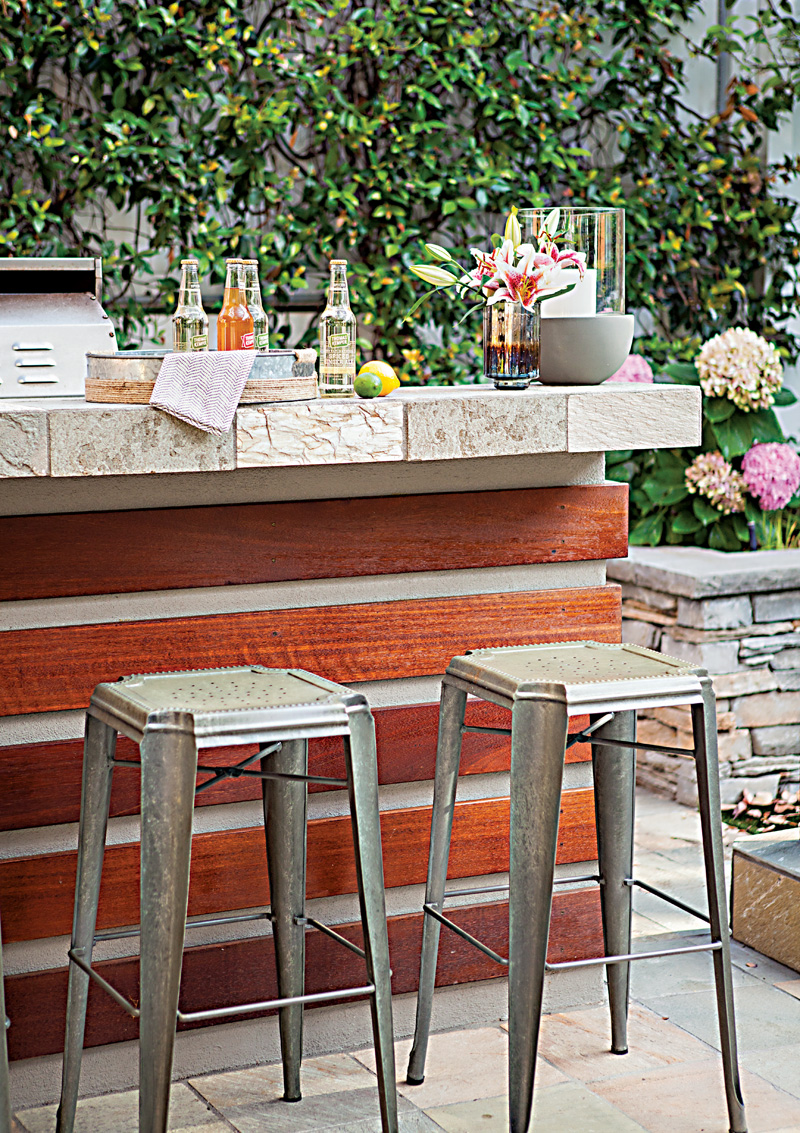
[{"x1": 2, "y1": 0, "x2": 799, "y2": 383}]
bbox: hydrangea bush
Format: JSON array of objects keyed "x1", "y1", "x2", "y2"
[{"x1": 607, "y1": 329, "x2": 800, "y2": 551}]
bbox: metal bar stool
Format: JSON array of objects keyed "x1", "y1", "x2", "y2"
[
  {"x1": 56, "y1": 666, "x2": 398, "y2": 1133},
  {"x1": 0, "y1": 909, "x2": 12, "y2": 1133},
  {"x1": 406, "y1": 641, "x2": 747, "y2": 1133}
]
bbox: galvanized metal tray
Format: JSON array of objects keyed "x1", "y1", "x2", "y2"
[{"x1": 85, "y1": 348, "x2": 318, "y2": 403}]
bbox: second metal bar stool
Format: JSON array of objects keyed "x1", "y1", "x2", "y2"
[
  {"x1": 406, "y1": 641, "x2": 747, "y2": 1133},
  {"x1": 56, "y1": 665, "x2": 397, "y2": 1133}
]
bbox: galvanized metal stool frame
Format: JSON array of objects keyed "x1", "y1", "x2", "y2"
[
  {"x1": 0, "y1": 909, "x2": 12, "y2": 1133},
  {"x1": 406, "y1": 642, "x2": 747, "y2": 1133},
  {"x1": 56, "y1": 666, "x2": 398, "y2": 1133}
]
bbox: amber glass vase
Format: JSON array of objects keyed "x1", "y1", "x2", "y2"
[{"x1": 483, "y1": 300, "x2": 540, "y2": 388}]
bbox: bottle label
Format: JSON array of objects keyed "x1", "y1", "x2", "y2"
[
  {"x1": 191, "y1": 334, "x2": 208, "y2": 350},
  {"x1": 241, "y1": 332, "x2": 255, "y2": 349},
  {"x1": 256, "y1": 332, "x2": 269, "y2": 349},
  {"x1": 329, "y1": 332, "x2": 350, "y2": 347}
]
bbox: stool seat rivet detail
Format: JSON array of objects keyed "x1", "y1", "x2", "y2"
[
  {"x1": 55, "y1": 665, "x2": 398, "y2": 1133},
  {"x1": 406, "y1": 642, "x2": 747, "y2": 1133}
]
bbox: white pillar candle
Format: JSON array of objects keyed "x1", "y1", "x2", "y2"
[{"x1": 541, "y1": 267, "x2": 597, "y2": 318}]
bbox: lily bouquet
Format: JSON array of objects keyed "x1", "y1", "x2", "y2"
[{"x1": 406, "y1": 207, "x2": 586, "y2": 322}]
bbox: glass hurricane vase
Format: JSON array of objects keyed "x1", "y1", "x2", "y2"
[{"x1": 483, "y1": 300, "x2": 540, "y2": 389}]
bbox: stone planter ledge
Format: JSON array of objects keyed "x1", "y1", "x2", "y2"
[{"x1": 0, "y1": 383, "x2": 700, "y2": 478}]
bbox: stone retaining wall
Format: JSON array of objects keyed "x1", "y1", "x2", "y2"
[{"x1": 608, "y1": 547, "x2": 800, "y2": 805}]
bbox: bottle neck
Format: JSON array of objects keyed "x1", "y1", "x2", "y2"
[
  {"x1": 223, "y1": 262, "x2": 245, "y2": 305},
  {"x1": 327, "y1": 265, "x2": 350, "y2": 308},
  {"x1": 243, "y1": 264, "x2": 263, "y2": 308},
  {"x1": 179, "y1": 265, "x2": 202, "y2": 308}
]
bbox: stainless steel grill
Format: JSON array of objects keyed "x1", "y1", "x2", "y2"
[{"x1": 0, "y1": 257, "x2": 117, "y2": 398}]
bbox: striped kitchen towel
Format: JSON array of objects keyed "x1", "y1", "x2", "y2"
[{"x1": 150, "y1": 350, "x2": 255, "y2": 435}]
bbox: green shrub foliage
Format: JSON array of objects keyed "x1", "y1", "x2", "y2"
[{"x1": 1, "y1": 0, "x2": 799, "y2": 379}]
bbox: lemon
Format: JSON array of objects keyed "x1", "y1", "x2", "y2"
[
  {"x1": 358, "y1": 360, "x2": 401, "y2": 396},
  {"x1": 354, "y1": 371, "x2": 383, "y2": 399}
]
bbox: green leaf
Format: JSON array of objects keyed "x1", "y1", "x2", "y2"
[
  {"x1": 774, "y1": 387, "x2": 798, "y2": 406},
  {"x1": 749, "y1": 407, "x2": 786, "y2": 445},
  {"x1": 710, "y1": 414, "x2": 754, "y2": 459},
  {"x1": 662, "y1": 362, "x2": 700, "y2": 385},
  {"x1": 709, "y1": 521, "x2": 743, "y2": 552},
  {"x1": 629, "y1": 514, "x2": 664, "y2": 545},
  {"x1": 671, "y1": 511, "x2": 703, "y2": 534},
  {"x1": 704, "y1": 397, "x2": 736, "y2": 423},
  {"x1": 693, "y1": 497, "x2": 723, "y2": 525},
  {"x1": 733, "y1": 513, "x2": 751, "y2": 541}
]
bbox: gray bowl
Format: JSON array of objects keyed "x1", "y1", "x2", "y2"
[{"x1": 538, "y1": 313, "x2": 634, "y2": 385}]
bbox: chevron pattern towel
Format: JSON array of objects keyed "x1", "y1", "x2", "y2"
[{"x1": 150, "y1": 350, "x2": 256, "y2": 435}]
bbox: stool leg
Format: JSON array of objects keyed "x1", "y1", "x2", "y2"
[
  {"x1": 139, "y1": 720, "x2": 197, "y2": 1133},
  {"x1": 0, "y1": 910, "x2": 12, "y2": 1133},
  {"x1": 56, "y1": 714, "x2": 117, "y2": 1133},
  {"x1": 508, "y1": 697, "x2": 568, "y2": 1133},
  {"x1": 592, "y1": 710, "x2": 636, "y2": 1055},
  {"x1": 345, "y1": 704, "x2": 398, "y2": 1133},
  {"x1": 262, "y1": 739, "x2": 308, "y2": 1103},
  {"x1": 692, "y1": 686, "x2": 747, "y2": 1133},
  {"x1": 407, "y1": 680, "x2": 467, "y2": 1086}
]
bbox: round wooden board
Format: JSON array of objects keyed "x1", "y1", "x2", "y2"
[{"x1": 85, "y1": 373, "x2": 319, "y2": 404}]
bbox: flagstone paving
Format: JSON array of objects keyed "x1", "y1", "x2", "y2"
[{"x1": 14, "y1": 791, "x2": 800, "y2": 1131}]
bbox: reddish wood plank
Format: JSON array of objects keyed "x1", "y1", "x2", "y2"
[
  {"x1": 0, "y1": 790, "x2": 597, "y2": 943},
  {"x1": 0, "y1": 586, "x2": 621, "y2": 717},
  {"x1": 5, "y1": 891, "x2": 603, "y2": 1061},
  {"x1": 0, "y1": 486, "x2": 628, "y2": 601},
  {"x1": 0, "y1": 705, "x2": 591, "y2": 833}
]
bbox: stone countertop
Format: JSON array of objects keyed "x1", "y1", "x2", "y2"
[{"x1": 0, "y1": 382, "x2": 700, "y2": 479}]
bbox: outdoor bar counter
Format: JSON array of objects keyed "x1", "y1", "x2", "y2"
[{"x1": 0, "y1": 382, "x2": 700, "y2": 1106}]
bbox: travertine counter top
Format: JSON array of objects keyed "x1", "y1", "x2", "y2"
[{"x1": 0, "y1": 382, "x2": 700, "y2": 478}]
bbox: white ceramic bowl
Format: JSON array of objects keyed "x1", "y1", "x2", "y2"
[{"x1": 538, "y1": 313, "x2": 634, "y2": 385}]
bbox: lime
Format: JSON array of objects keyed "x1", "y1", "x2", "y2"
[
  {"x1": 358, "y1": 360, "x2": 401, "y2": 396},
  {"x1": 354, "y1": 371, "x2": 383, "y2": 398}
]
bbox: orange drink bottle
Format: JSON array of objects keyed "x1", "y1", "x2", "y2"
[{"x1": 217, "y1": 259, "x2": 254, "y2": 350}]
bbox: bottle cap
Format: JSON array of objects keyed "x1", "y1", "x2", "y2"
[
  {"x1": 242, "y1": 258, "x2": 258, "y2": 265},
  {"x1": 330, "y1": 259, "x2": 347, "y2": 265},
  {"x1": 180, "y1": 258, "x2": 199, "y2": 265},
  {"x1": 225, "y1": 257, "x2": 242, "y2": 263}
]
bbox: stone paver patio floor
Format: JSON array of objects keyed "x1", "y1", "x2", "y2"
[{"x1": 14, "y1": 791, "x2": 800, "y2": 1132}]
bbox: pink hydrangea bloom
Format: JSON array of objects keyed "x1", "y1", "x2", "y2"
[
  {"x1": 685, "y1": 451, "x2": 747, "y2": 514},
  {"x1": 741, "y1": 443, "x2": 800, "y2": 511},
  {"x1": 606, "y1": 355, "x2": 654, "y2": 383}
]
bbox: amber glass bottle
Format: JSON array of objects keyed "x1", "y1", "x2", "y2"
[{"x1": 217, "y1": 259, "x2": 254, "y2": 350}]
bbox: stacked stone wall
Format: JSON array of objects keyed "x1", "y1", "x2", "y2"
[{"x1": 621, "y1": 584, "x2": 800, "y2": 805}]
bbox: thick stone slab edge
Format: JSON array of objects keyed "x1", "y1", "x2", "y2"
[{"x1": 610, "y1": 546, "x2": 800, "y2": 598}]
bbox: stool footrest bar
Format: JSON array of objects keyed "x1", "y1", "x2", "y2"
[
  {"x1": 423, "y1": 904, "x2": 508, "y2": 967},
  {"x1": 297, "y1": 916, "x2": 367, "y2": 959},
  {"x1": 626, "y1": 878, "x2": 710, "y2": 924},
  {"x1": 176, "y1": 984, "x2": 376, "y2": 1024},
  {"x1": 69, "y1": 949, "x2": 375, "y2": 1025},
  {"x1": 545, "y1": 939, "x2": 722, "y2": 972},
  {"x1": 579, "y1": 734, "x2": 696, "y2": 759},
  {"x1": 94, "y1": 908, "x2": 273, "y2": 944},
  {"x1": 68, "y1": 949, "x2": 140, "y2": 1019}
]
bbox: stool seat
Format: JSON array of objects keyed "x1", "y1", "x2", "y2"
[
  {"x1": 446, "y1": 641, "x2": 704, "y2": 712},
  {"x1": 89, "y1": 666, "x2": 357, "y2": 745},
  {"x1": 57, "y1": 666, "x2": 397, "y2": 1133}
]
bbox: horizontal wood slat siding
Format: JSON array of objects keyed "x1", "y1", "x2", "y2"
[
  {"x1": 0, "y1": 486, "x2": 628, "y2": 601},
  {"x1": 5, "y1": 891, "x2": 603, "y2": 1062},
  {"x1": 0, "y1": 586, "x2": 621, "y2": 717},
  {"x1": 0, "y1": 704, "x2": 591, "y2": 833},
  {"x1": 0, "y1": 789, "x2": 597, "y2": 943}
]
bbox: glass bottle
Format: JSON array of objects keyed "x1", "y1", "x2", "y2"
[
  {"x1": 242, "y1": 259, "x2": 269, "y2": 353},
  {"x1": 318, "y1": 259, "x2": 356, "y2": 397},
  {"x1": 217, "y1": 258, "x2": 254, "y2": 351},
  {"x1": 171, "y1": 258, "x2": 209, "y2": 352}
]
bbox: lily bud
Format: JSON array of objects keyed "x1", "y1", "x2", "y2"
[
  {"x1": 425, "y1": 243, "x2": 452, "y2": 262},
  {"x1": 504, "y1": 207, "x2": 522, "y2": 249},
  {"x1": 410, "y1": 264, "x2": 458, "y2": 287}
]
